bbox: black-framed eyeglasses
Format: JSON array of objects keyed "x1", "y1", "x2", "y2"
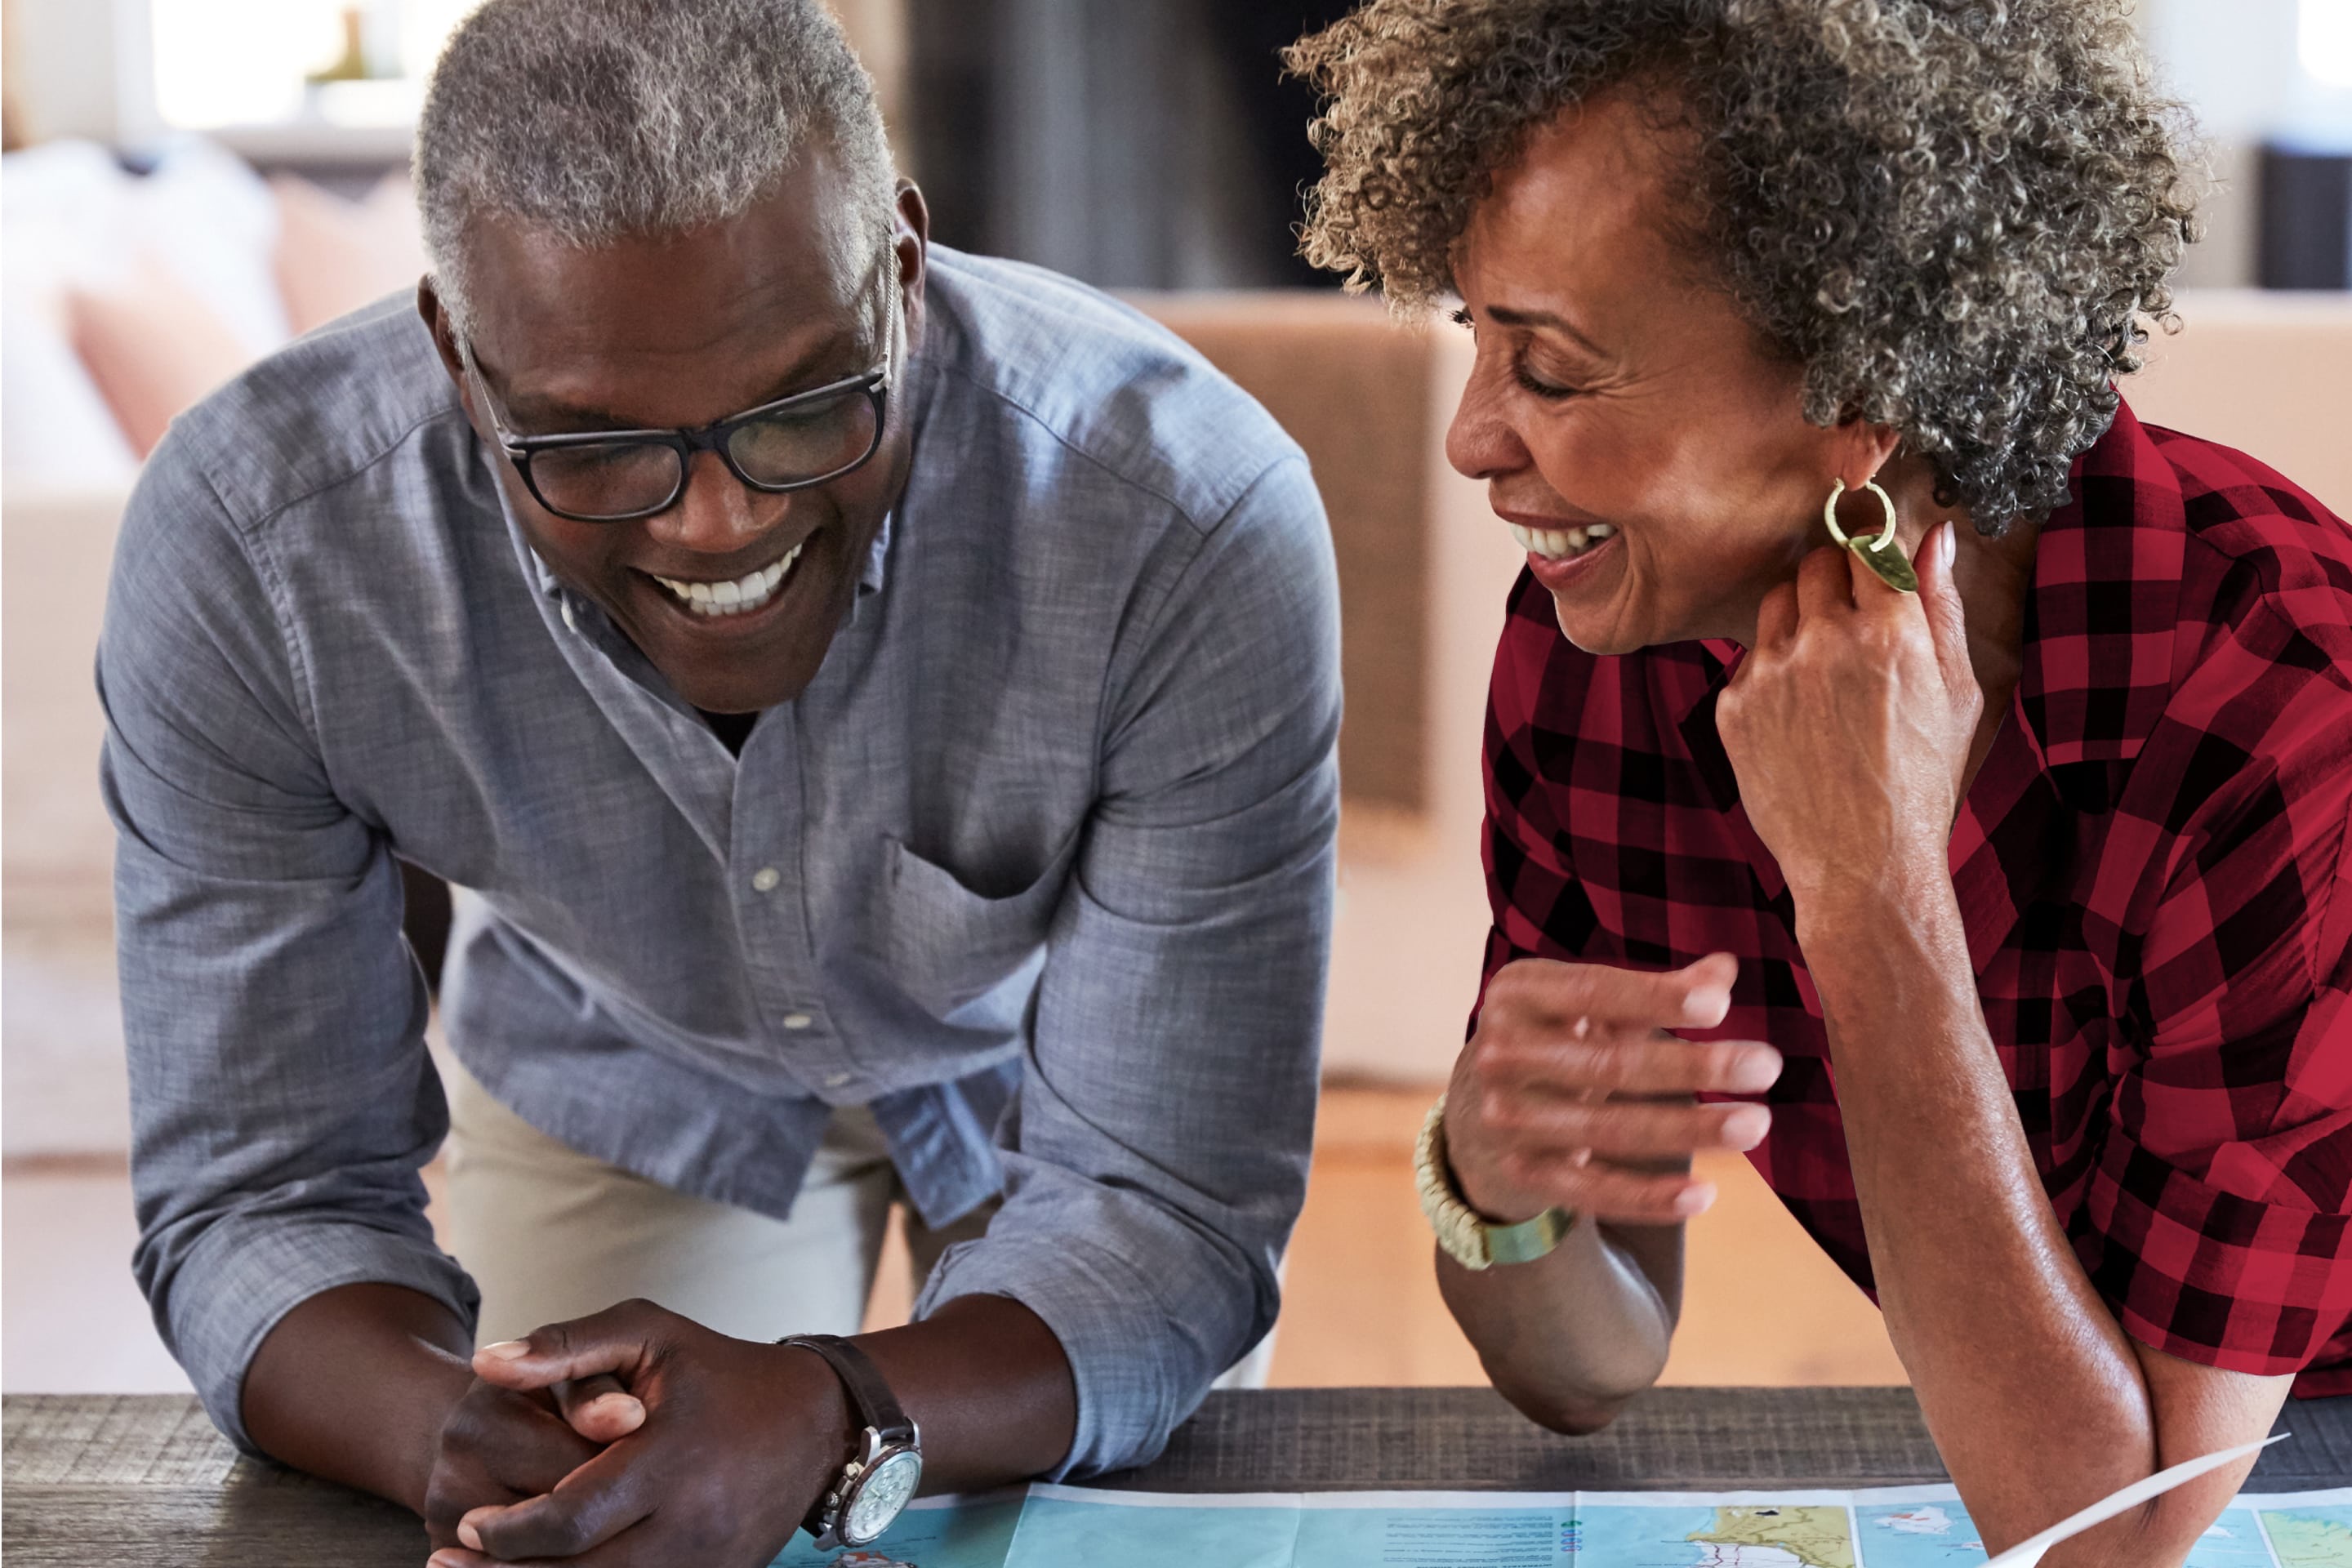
[
  {"x1": 457, "y1": 245, "x2": 901, "y2": 524},
  {"x1": 463, "y1": 359, "x2": 889, "y2": 523}
]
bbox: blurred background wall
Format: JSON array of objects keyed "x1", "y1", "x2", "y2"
[{"x1": 10, "y1": 2, "x2": 2352, "y2": 285}]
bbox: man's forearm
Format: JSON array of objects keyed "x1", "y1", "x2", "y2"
[
  {"x1": 243, "y1": 1281, "x2": 477, "y2": 1512},
  {"x1": 853, "y1": 1294, "x2": 1078, "y2": 1490},
  {"x1": 1799, "y1": 873, "x2": 2160, "y2": 1551}
]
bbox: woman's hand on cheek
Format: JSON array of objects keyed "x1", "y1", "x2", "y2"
[{"x1": 1717, "y1": 523, "x2": 1979, "y2": 920}]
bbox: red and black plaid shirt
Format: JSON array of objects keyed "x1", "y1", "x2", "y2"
[{"x1": 1478, "y1": 401, "x2": 2352, "y2": 1396}]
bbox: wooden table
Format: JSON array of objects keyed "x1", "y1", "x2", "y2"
[{"x1": 7, "y1": 1389, "x2": 2347, "y2": 1565}]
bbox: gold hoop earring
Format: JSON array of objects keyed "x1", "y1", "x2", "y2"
[{"x1": 1821, "y1": 478, "x2": 1918, "y2": 595}]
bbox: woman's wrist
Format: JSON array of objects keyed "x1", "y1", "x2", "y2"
[
  {"x1": 1788, "y1": 853, "x2": 1960, "y2": 956},
  {"x1": 1439, "y1": 1097, "x2": 1548, "y2": 1224}
]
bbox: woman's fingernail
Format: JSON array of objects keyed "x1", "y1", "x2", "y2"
[
  {"x1": 1684, "y1": 987, "x2": 1731, "y2": 1025},
  {"x1": 595, "y1": 1392, "x2": 646, "y2": 1424},
  {"x1": 457, "y1": 1518, "x2": 485, "y2": 1550},
  {"x1": 478, "y1": 1339, "x2": 530, "y2": 1361},
  {"x1": 1731, "y1": 1047, "x2": 1784, "y2": 1091},
  {"x1": 1722, "y1": 1107, "x2": 1771, "y2": 1149},
  {"x1": 1675, "y1": 1183, "x2": 1718, "y2": 1216},
  {"x1": 1941, "y1": 521, "x2": 1957, "y2": 566},
  {"x1": 430, "y1": 1554, "x2": 466, "y2": 1568}
]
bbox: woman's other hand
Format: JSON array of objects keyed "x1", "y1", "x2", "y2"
[
  {"x1": 1447, "y1": 953, "x2": 1783, "y2": 1225},
  {"x1": 1717, "y1": 523, "x2": 1981, "y2": 919}
]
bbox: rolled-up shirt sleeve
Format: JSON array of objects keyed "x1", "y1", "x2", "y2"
[
  {"x1": 2078, "y1": 653, "x2": 2352, "y2": 1385},
  {"x1": 99, "y1": 434, "x2": 477, "y2": 1452},
  {"x1": 911, "y1": 454, "x2": 1341, "y2": 1476}
]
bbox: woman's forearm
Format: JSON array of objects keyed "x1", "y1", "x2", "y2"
[
  {"x1": 1798, "y1": 871, "x2": 2160, "y2": 1553},
  {"x1": 1437, "y1": 1213, "x2": 1682, "y2": 1432},
  {"x1": 1433, "y1": 956, "x2": 1784, "y2": 1435}
]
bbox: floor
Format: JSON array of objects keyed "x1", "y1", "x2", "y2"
[{"x1": 3, "y1": 1085, "x2": 1904, "y2": 1398}]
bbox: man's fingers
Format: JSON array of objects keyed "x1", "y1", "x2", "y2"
[
  {"x1": 1492, "y1": 952, "x2": 1738, "y2": 1031},
  {"x1": 555, "y1": 1374, "x2": 645, "y2": 1443},
  {"x1": 1487, "y1": 1097, "x2": 1772, "y2": 1160},
  {"x1": 460, "y1": 1440, "x2": 653, "y2": 1561},
  {"x1": 434, "y1": 1383, "x2": 603, "y2": 1498},
  {"x1": 474, "y1": 1302, "x2": 666, "y2": 1392},
  {"x1": 430, "y1": 1517, "x2": 662, "y2": 1568}
]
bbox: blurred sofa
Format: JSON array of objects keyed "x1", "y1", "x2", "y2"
[
  {"x1": 6, "y1": 134, "x2": 2350, "y2": 1150},
  {"x1": 2, "y1": 136, "x2": 425, "y2": 1154}
]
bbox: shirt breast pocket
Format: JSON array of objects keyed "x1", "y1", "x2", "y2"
[{"x1": 878, "y1": 836, "x2": 1067, "y2": 1031}]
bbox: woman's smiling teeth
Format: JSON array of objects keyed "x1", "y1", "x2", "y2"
[
  {"x1": 653, "y1": 544, "x2": 802, "y2": 617},
  {"x1": 1508, "y1": 521, "x2": 1615, "y2": 560}
]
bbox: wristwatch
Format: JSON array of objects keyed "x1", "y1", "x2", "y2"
[
  {"x1": 777, "y1": 1333, "x2": 924, "y2": 1549},
  {"x1": 1414, "y1": 1093, "x2": 1576, "y2": 1269}
]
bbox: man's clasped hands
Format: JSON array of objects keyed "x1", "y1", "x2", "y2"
[{"x1": 421, "y1": 1300, "x2": 851, "y2": 1566}]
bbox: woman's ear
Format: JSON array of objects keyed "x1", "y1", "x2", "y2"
[{"x1": 1833, "y1": 420, "x2": 1904, "y2": 492}]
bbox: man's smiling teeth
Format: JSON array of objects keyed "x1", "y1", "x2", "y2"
[
  {"x1": 1508, "y1": 522, "x2": 1615, "y2": 560},
  {"x1": 653, "y1": 545, "x2": 802, "y2": 617}
]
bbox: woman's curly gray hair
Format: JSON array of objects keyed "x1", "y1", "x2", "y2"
[{"x1": 1286, "y1": 0, "x2": 2201, "y2": 531}]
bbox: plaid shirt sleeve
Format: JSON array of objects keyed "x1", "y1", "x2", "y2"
[{"x1": 2075, "y1": 544, "x2": 2352, "y2": 1381}]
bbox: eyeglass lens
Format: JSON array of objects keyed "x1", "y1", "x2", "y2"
[
  {"x1": 527, "y1": 384, "x2": 881, "y2": 521},
  {"x1": 727, "y1": 390, "x2": 880, "y2": 486}
]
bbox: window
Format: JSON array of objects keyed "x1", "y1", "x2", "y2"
[
  {"x1": 145, "y1": 0, "x2": 474, "y2": 136},
  {"x1": 2305, "y1": 0, "x2": 2352, "y2": 91}
]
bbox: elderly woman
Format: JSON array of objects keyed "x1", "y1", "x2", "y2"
[{"x1": 1290, "y1": 0, "x2": 2350, "y2": 1557}]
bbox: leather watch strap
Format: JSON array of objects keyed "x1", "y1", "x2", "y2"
[{"x1": 777, "y1": 1333, "x2": 916, "y2": 1445}]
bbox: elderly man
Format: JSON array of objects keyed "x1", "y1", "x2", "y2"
[{"x1": 100, "y1": 1, "x2": 1337, "y2": 1562}]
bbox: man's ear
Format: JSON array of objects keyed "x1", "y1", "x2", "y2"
[
  {"x1": 416, "y1": 276, "x2": 470, "y2": 389},
  {"x1": 892, "y1": 180, "x2": 930, "y2": 355}
]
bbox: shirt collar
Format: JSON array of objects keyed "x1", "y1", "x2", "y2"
[
  {"x1": 860, "y1": 508, "x2": 893, "y2": 598},
  {"x1": 2006, "y1": 398, "x2": 2185, "y2": 769}
]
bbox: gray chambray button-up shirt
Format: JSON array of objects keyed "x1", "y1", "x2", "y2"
[{"x1": 99, "y1": 247, "x2": 1340, "y2": 1477}]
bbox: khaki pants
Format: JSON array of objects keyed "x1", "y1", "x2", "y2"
[
  {"x1": 441, "y1": 1055, "x2": 991, "y2": 1345},
  {"x1": 439, "y1": 1056, "x2": 1278, "y2": 1383}
]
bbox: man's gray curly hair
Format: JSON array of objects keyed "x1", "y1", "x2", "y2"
[
  {"x1": 416, "y1": 0, "x2": 896, "y2": 340},
  {"x1": 1285, "y1": 0, "x2": 2202, "y2": 531}
]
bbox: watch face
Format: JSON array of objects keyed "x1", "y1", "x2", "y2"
[{"x1": 840, "y1": 1446, "x2": 923, "y2": 1546}]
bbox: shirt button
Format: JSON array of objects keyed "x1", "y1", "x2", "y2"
[
  {"x1": 824, "y1": 1072, "x2": 852, "y2": 1089},
  {"x1": 782, "y1": 1013, "x2": 813, "y2": 1031},
  {"x1": 751, "y1": 866, "x2": 782, "y2": 893}
]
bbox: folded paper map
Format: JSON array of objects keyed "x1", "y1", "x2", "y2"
[{"x1": 768, "y1": 1481, "x2": 2352, "y2": 1568}]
